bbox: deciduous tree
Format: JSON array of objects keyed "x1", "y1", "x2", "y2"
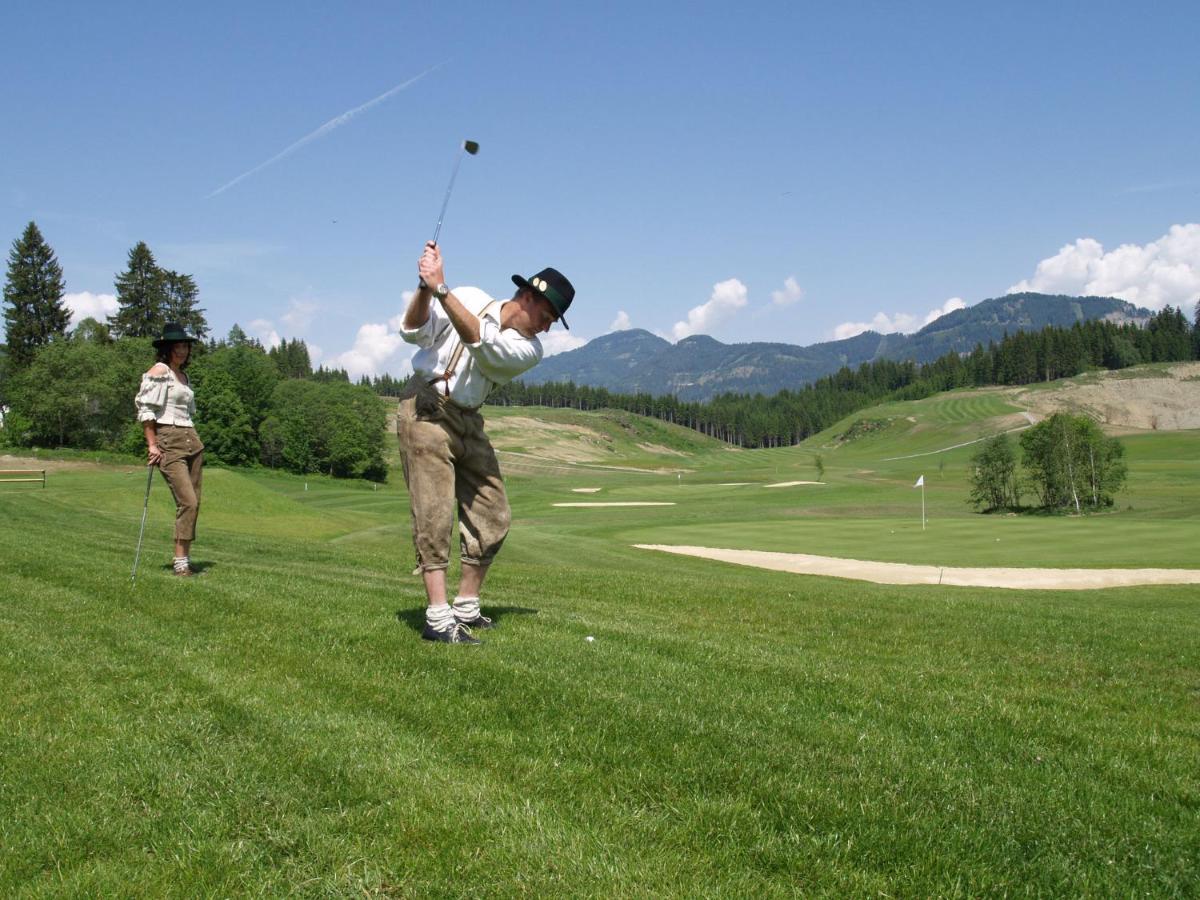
[
  {"x1": 1019, "y1": 413, "x2": 1126, "y2": 512},
  {"x1": 968, "y1": 433, "x2": 1019, "y2": 511},
  {"x1": 7, "y1": 335, "x2": 146, "y2": 447}
]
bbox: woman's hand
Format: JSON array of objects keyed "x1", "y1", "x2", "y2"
[{"x1": 147, "y1": 444, "x2": 162, "y2": 466}]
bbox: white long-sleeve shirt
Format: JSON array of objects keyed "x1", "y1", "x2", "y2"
[{"x1": 400, "y1": 286, "x2": 543, "y2": 408}]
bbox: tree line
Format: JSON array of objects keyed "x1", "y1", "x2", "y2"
[
  {"x1": 487, "y1": 306, "x2": 1200, "y2": 448},
  {"x1": 1, "y1": 221, "x2": 386, "y2": 480},
  {"x1": 4, "y1": 219, "x2": 1199, "y2": 472}
]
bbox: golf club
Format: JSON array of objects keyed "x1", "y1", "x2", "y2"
[
  {"x1": 431, "y1": 139, "x2": 479, "y2": 247},
  {"x1": 131, "y1": 463, "x2": 155, "y2": 583}
]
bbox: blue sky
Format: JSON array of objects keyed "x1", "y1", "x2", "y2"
[{"x1": 3, "y1": 0, "x2": 1198, "y2": 377}]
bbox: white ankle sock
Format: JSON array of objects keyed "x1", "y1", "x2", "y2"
[
  {"x1": 173, "y1": 556, "x2": 189, "y2": 573},
  {"x1": 453, "y1": 596, "x2": 480, "y2": 620},
  {"x1": 426, "y1": 603, "x2": 455, "y2": 631}
]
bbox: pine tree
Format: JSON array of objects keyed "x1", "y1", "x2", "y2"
[
  {"x1": 290, "y1": 339, "x2": 312, "y2": 377},
  {"x1": 1193, "y1": 299, "x2": 1200, "y2": 359},
  {"x1": 109, "y1": 242, "x2": 166, "y2": 337},
  {"x1": 161, "y1": 270, "x2": 209, "y2": 340},
  {"x1": 268, "y1": 338, "x2": 313, "y2": 378},
  {"x1": 3, "y1": 222, "x2": 70, "y2": 367}
]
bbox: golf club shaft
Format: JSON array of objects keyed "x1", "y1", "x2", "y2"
[
  {"x1": 431, "y1": 152, "x2": 467, "y2": 246},
  {"x1": 419, "y1": 140, "x2": 478, "y2": 288},
  {"x1": 131, "y1": 464, "x2": 155, "y2": 583}
]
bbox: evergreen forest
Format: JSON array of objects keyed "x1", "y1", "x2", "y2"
[{"x1": 3, "y1": 221, "x2": 1199, "y2": 487}]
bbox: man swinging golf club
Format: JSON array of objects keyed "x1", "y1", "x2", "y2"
[{"x1": 398, "y1": 241, "x2": 574, "y2": 643}]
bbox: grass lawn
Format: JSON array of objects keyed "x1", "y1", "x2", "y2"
[{"x1": 1, "y1": 398, "x2": 1198, "y2": 895}]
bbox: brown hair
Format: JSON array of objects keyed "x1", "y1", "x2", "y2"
[{"x1": 155, "y1": 342, "x2": 192, "y2": 369}]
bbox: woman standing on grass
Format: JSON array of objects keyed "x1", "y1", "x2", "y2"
[{"x1": 135, "y1": 323, "x2": 205, "y2": 577}]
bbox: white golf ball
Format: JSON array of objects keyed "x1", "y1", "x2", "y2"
[{"x1": 585, "y1": 635, "x2": 595, "y2": 642}]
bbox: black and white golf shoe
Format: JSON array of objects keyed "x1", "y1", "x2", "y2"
[
  {"x1": 421, "y1": 622, "x2": 481, "y2": 645},
  {"x1": 455, "y1": 612, "x2": 493, "y2": 630}
]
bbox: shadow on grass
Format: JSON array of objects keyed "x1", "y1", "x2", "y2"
[
  {"x1": 157, "y1": 560, "x2": 217, "y2": 576},
  {"x1": 394, "y1": 605, "x2": 539, "y2": 634}
]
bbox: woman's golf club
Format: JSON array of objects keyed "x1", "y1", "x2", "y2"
[{"x1": 131, "y1": 463, "x2": 155, "y2": 583}]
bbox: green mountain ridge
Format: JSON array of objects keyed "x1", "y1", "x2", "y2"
[{"x1": 527, "y1": 293, "x2": 1152, "y2": 401}]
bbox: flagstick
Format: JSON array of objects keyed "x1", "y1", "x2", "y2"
[{"x1": 921, "y1": 481, "x2": 926, "y2": 531}]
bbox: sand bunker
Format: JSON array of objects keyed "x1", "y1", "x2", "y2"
[
  {"x1": 634, "y1": 545, "x2": 1200, "y2": 591},
  {"x1": 764, "y1": 481, "x2": 825, "y2": 488},
  {"x1": 556, "y1": 502, "x2": 676, "y2": 508},
  {"x1": 572, "y1": 488, "x2": 603, "y2": 493}
]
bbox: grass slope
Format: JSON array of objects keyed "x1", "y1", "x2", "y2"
[{"x1": 1, "y1": 378, "x2": 1197, "y2": 895}]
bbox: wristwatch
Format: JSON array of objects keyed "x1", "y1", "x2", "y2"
[{"x1": 432, "y1": 283, "x2": 449, "y2": 300}]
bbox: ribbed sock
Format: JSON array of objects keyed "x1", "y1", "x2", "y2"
[
  {"x1": 173, "y1": 556, "x2": 189, "y2": 573},
  {"x1": 426, "y1": 603, "x2": 455, "y2": 632},
  {"x1": 452, "y1": 596, "x2": 480, "y2": 621}
]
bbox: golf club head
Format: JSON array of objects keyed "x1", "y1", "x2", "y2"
[{"x1": 428, "y1": 140, "x2": 480, "y2": 250}]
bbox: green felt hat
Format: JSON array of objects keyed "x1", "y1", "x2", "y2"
[
  {"x1": 512, "y1": 267, "x2": 575, "y2": 329},
  {"x1": 152, "y1": 322, "x2": 198, "y2": 350}
]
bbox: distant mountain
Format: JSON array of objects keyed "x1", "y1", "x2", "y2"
[{"x1": 527, "y1": 293, "x2": 1152, "y2": 401}]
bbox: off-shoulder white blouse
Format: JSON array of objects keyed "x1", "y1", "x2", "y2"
[{"x1": 134, "y1": 366, "x2": 196, "y2": 427}]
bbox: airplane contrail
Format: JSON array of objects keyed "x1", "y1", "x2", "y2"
[{"x1": 207, "y1": 61, "x2": 445, "y2": 199}]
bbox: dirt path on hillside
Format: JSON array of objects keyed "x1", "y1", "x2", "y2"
[
  {"x1": 883, "y1": 412, "x2": 1038, "y2": 461},
  {"x1": 634, "y1": 544, "x2": 1200, "y2": 591},
  {"x1": 0, "y1": 454, "x2": 109, "y2": 473},
  {"x1": 1016, "y1": 362, "x2": 1200, "y2": 430}
]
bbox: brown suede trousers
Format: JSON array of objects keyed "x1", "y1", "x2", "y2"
[
  {"x1": 156, "y1": 424, "x2": 204, "y2": 541},
  {"x1": 396, "y1": 385, "x2": 511, "y2": 572}
]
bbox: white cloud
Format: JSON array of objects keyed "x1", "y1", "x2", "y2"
[
  {"x1": 770, "y1": 276, "x2": 804, "y2": 307},
  {"x1": 609, "y1": 310, "x2": 631, "y2": 331},
  {"x1": 541, "y1": 330, "x2": 587, "y2": 356},
  {"x1": 330, "y1": 315, "x2": 409, "y2": 379},
  {"x1": 924, "y1": 296, "x2": 966, "y2": 325},
  {"x1": 833, "y1": 311, "x2": 917, "y2": 340},
  {"x1": 243, "y1": 295, "x2": 325, "y2": 353},
  {"x1": 1007, "y1": 223, "x2": 1200, "y2": 311},
  {"x1": 247, "y1": 319, "x2": 282, "y2": 349},
  {"x1": 834, "y1": 297, "x2": 966, "y2": 340},
  {"x1": 63, "y1": 292, "x2": 117, "y2": 329},
  {"x1": 672, "y1": 278, "x2": 748, "y2": 341},
  {"x1": 280, "y1": 298, "x2": 319, "y2": 331}
]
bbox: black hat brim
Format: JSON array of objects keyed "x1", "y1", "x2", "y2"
[
  {"x1": 152, "y1": 336, "x2": 198, "y2": 350},
  {"x1": 512, "y1": 275, "x2": 569, "y2": 330}
]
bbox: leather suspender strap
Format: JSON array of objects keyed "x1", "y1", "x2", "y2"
[
  {"x1": 429, "y1": 301, "x2": 501, "y2": 399},
  {"x1": 432, "y1": 339, "x2": 467, "y2": 397}
]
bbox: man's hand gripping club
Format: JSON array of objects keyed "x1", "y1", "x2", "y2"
[{"x1": 410, "y1": 241, "x2": 480, "y2": 345}]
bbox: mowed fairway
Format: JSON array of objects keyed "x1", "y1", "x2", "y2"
[{"x1": 2, "y1": 388, "x2": 1198, "y2": 895}]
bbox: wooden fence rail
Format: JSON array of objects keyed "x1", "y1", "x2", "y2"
[{"x1": 0, "y1": 469, "x2": 46, "y2": 488}]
